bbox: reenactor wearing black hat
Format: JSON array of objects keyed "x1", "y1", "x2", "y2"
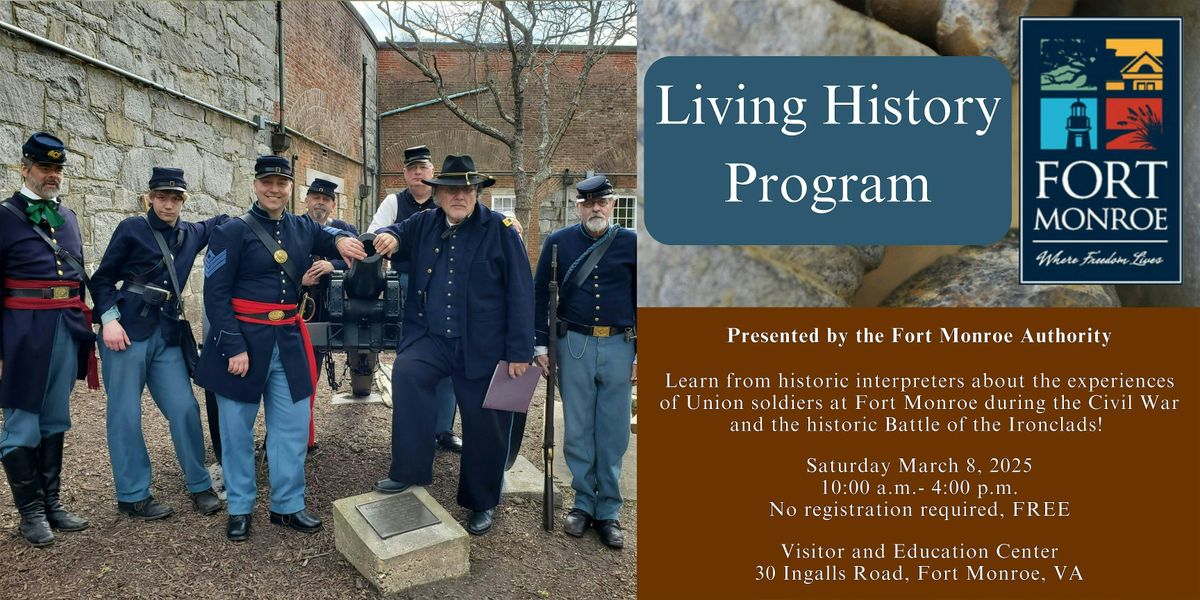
[
  {"x1": 534, "y1": 174, "x2": 636, "y2": 549},
  {"x1": 299, "y1": 177, "x2": 358, "y2": 453},
  {"x1": 368, "y1": 145, "x2": 462, "y2": 453},
  {"x1": 91, "y1": 167, "x2": 228, "y2": 521},
  {"x1": 370, "y1": 154, "x2": 534, "y2": 535},
  {"x1": 194, "y1": 155, "x2": 366, "y2": 541},
  {"x1": 0, "y1": 132, "x2": 96, "y2": 546}
]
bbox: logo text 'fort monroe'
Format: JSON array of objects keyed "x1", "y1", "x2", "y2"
[{"x1": 1020, "y1": 18, "x2": 1182, "y2": 284}]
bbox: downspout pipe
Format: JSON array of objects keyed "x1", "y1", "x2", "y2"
[
  {"x1": 275, "y1": 2, "x2": 295, "y2": 213},
  {"x1": 375, "y1": 103, "x2": 383, "y2": 209},
  {"x1": 276, "y1": 1, "x2": 287, "y2": 136},
  {"x1": 361, "y1": 55, "x2": 369, "y2": 231}
]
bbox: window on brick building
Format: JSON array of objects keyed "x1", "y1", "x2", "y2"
[
  {"x1": 567, "y1": 193, "x2": 637, "y2": 230},
  {"x1": 491, "y1": 195, "x2": 516, "y2": 216},
  {"x1": 612, "y1": 195, "x2": 637, "y2": 230}
]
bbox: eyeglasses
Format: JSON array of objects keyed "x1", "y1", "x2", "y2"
[{"x1": 580, "y1": 198, "x2": 611, "y2": 208}]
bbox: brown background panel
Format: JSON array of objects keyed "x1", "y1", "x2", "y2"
[{"x1": 639, "y1": 308, "x2": 1199, "y2": 599}]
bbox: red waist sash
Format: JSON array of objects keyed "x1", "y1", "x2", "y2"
[
  {"x1": 2, "y1": 279, "x2": 99, "y2": 389},
  {"x1": 232, "y1": 298, "x2": 318, "y2": 445}
]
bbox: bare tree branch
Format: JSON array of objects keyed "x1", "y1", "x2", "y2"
[{"x1": 378, "y1": 0, "x2": 636, "y2": 222}]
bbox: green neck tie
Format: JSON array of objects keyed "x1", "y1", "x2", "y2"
[{"x1": 25, "y1": 198, "x2": 65, "y2": 228}]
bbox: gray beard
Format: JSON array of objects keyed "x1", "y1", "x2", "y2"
[{"x1": 585, "y1": 217, "x2": 609, "y2": 234}]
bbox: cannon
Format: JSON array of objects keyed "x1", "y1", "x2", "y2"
[{"x1": 306, "y1": 232, "x2": 402, "y2": 396}]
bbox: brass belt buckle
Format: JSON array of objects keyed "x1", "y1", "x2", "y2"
[
  {"x1": 267, "y1": 309, "x2": 285, "y2": 321},
  {"x1": 51, "y1": 286, "x2": 70, "y2": 300},
  {"x1": 592, "y1": 326, "x2": 612, "y2": 337}
]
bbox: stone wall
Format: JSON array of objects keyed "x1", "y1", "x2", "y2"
[
  {"x1": 0, "y1": 1, "x2": 276, "y2": 307},
  {"x1": 0, "y1": 1, "x2": 380, "y2": 312}
]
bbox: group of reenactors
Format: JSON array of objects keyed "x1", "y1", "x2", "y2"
[{"x1": 0, "y1": 133, "x2": 637, "y2": 550}]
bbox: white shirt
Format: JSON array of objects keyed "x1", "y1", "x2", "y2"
[
  {"x1": 367, "y1": 190, "x2": 436, "y2": 233},
  {"x1": 20, "y1": 185, "x2": 58, "y2": 203},
  {"x1": 366, "y1": 193, "x2": 400, "y2": 233}
]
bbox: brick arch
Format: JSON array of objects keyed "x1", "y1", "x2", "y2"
[
  {"x1": 289, "y1": 87, "x2": 360, "y2": 159},
  {"x1": 380, "y1": 127, "x2": 508, "y2": 173},
  {"x1": 578, "y1": 143, "x2": 634, "y2": 175}
]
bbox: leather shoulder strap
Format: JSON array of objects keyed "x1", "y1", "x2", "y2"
[
  {"x1": 238, "y1": 212, "x2": 302, "y2": 289},
  {"x1": 1, "y1": 200, "x2": 90, "y2": 290},
  {"x1": 565, "y1": 225, "x2": 619, "y2": 291},
  {"x1": 144, "y1": 215, "x2": 185, "y2": 313}
]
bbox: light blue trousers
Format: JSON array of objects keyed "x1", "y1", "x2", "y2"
[
  {"x1": 100, "y1": 330, "x2": 212, "y2": 502},
  {"x1": 558, "y1": 331, "x2": 635, "y2": 521},
  {"x1": 217, "y1": 344, "x2": 309, "y2": 515},
  {"x1": 0, "y1": 317, "x2": 76, "y2": 457}
]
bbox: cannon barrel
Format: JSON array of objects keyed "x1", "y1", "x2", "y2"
[{"x1": 343, "y1": 232, "x2": 387, "y2": 299}]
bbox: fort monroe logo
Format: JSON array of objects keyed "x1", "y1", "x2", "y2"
[{"x1": 1021, "y1": 18, "x2": 1182, "y2": 284}]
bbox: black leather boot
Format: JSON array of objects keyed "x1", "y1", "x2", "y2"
[
  {"x1": 1, "y1": 447, "x2": 55, "y2": 547},
  {"x1": 38, "y1": 433, "x2": 89, "y2": 531}
]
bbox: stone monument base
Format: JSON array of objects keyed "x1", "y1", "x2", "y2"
[
  {"x1": 330, "y1": 391, "x2": 385, "y2": 405},
  {"x1": 333, "y1": 487, "x2": 469, "y2": 594}
]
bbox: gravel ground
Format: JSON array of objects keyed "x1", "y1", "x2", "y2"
[{"x1": 0, "y1": 353, "x2": 636, "y2": 599}]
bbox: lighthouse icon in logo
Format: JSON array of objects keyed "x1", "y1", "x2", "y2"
[{"x1": 1065, "y1": 98, "x2": 1091, "y2": 150}]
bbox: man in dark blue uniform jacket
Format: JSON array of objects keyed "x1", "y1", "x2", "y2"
[
  {"x1": 534, "y1": 175, "x2": 636, "y2": 549},
  {"x1": 0, "y1": 133, "x2": 94, "y2": 546},
  {"x1": 194, "y1": 156, "x2": 365, "y2": 541},
  {"x1": 367, "y1": 145, "x2": 462, "y2": 453},
  {"x1": 371, "y1": 154, "x2": 534, "y2": 536},
  {"x1": 299, "y1": 177, "x2": 358, "y2": 452},
  {"x1": 92, "y1": 167, "x2": 227, "y2": 521}
]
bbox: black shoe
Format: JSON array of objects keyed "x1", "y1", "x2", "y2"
[
  {"x1": 593, "y1": 519, "x2": 625, "y2": 549},
  {"x1": 1, "y1": 447, "x2": 55, "y2": 547},
  {"x1": 227, "y1": 514, "x2": 251, "y2": 541},
  {"x1": 467, "y1": 508, "x2": 494, "y2": 535},
  {"x1": 435, "y1": 432, "x2": 463, "y2": 453},
  {"x1": 269, "y1": 509, "x2": 322, "y2": 534},
  {"x1": 563, "y1": 508, "x2": 592, "y2": 538},
  {"x1": 192, "y1": 488, "x2": 222, "y2": 515},
  {"x1": 117, "y1": 496, "x2": 174, "y2": 521},
  {"x1": 373, "y1": 478, "x2": 411, "y2": 494},
  {"x1": 38, "y1": 433, "x2": 89, "y2": 532}
]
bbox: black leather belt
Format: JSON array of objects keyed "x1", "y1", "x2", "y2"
[
  {"x1": 123, "y1": 281, "x2": 173, "y2": 301},
  {"x1": 4, "y1": 286, "x2": 79, "y2": 299},
  {"x1": 561, "y1": 321, "x2": 621, "y2": 338}
]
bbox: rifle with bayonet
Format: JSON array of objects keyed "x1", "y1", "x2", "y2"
[{"x1": 544, "y1": 244, "x2": 559, "y2": 532}]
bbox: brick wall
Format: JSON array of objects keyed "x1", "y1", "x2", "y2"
[
  {"x1": 376, "y1": 44, "x2": 636, "y2": 261},
  {"x1": 0, "y1": 1, "x2": 378, "y2": 313},
  {"x1": 282, "y1": 1, "x2": 378, "y2": 231}
]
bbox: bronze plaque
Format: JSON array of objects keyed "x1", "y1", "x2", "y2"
[{"x1": 356, "y1": 493, "x2": 440, "y2": 540}]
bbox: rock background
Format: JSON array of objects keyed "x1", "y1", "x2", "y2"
[
  {"x1": 638, "y1": 0, "x2": 930, "y2": 307},
  {"x1": 641, "y1": 0, "x2": 1196, "y2": 307},
  {"x1": 881, "y1": 230, "x2": 1120, "y2": 307},
  {"x1": 1073, "y1": 0, "x2": 1200, "y2": 307}
]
